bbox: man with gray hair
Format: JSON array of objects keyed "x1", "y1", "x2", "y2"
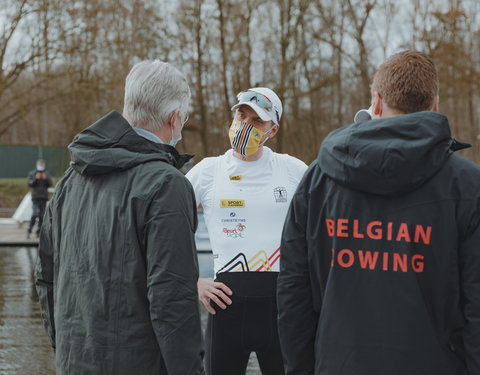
[{"x1": 35, "y1": 60, "x2": 204, "y2": 374}]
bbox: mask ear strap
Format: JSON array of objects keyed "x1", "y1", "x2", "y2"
[
  {"x1": 260, "y1": 124, "x2": 276, "y2": 146},
  {"x1": 261, "y1": 127, "x2": 274, "y2": 145}
]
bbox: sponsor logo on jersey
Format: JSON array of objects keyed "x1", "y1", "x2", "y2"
[
  {"x1": 220, "y1": 199, "x2": 245, "y2": 208},
  {"x1": 221, "y1": 218, "x2": 246, "y2": 223},
  {"x1": 222, "y1": 223, "x2": 246, "y2": 238},
  {"x1": 274, "y1": 186, "x2": 287, "y2": 203},
  {"x1": 230, "y1": 212, "x2": 236, "y2": 217},
  {"x1": 229, "y1": 175, "x2": 242, "y2": 181},
  {"x1": 216, "y1": 247, "x2": 280, "y2": 274}
]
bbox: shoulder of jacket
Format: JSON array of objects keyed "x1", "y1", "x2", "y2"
[
  {"x1": 295, "y1": 159, "x2": 326, "y2": 190},
  {"x1": 447, "y1": 153, "x2": 480, "y2": 174},
  {"x1": 128, "y1": 160, "x2": 190, "y2": 193},
  {"x1": 145, "y1": 167, "x2": 193, "y2": 200},
  {"x1": 444, "y1": 154, "x2": 480, "y2": 195},
  {"x1": 138, "y1": 158, "x2": 180, "y2": 175}
]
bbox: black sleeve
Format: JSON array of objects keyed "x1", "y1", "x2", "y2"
[
  {"x1": 46, "y1": 173, "x2": 53, "y2": 188},
  {"x1": 460, "y1": 199, "x2": 480, "y2": 373},
  {"x1": 145, "y1": 173, "x2": 205, "y2": 375},
  {"x1": 277, "y1": 186, "x2": 318, "y2": 375},
  {"x1": 34, "y1": 200, "x2": 56, "y2": 349},
  {"x1": 27, "y1": 171, "x2": 37, "y2": 187}
]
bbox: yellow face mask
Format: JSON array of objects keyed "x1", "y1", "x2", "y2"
[{"x1": 228, "y1": 119, "x2": 266, "y2": 156}]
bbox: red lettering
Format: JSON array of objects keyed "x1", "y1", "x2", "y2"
[
  {"x1": 367, "y1": 221, "x2": 382, "y2": 240},
  {"x1": 337, "y1": 249, "x2": 354, "y2": 267},
  {"x1": 353, "y1": 220, "x2": 364, "y2": 238},
  {"x1": 393, "y1": 253, "x2": 407, "y2": 272},
  {"x1": 396, "y1": 223, "x2": 411, "y2": 242},
  {"x1": 412, "y1": 254, "x2": 424, "y2": 273},
  {"x1": 326, "y1": 219, "x2": 335, "y2": 237},
  {"x1": 387, "y1": 222, "x2": 392, "y2": 241},
  {"x1": 325, "y1": 219, "x2": 431, "y2": 248},
  {"x1": 382, "y1": 252, "x2": 389, "y2": 270},
  {"x1": 330, "y1": 248, "x2": 425, "y2": 273},
  {"x1": 358, "y1": 250, "x2": 379, "y2": 270},
  {"x1": 414, "y1": 225, "x2": 431, "y2": 245},
  {"x1": 223, "y1": 228, "x2": 237, "y2": 234},
  {"x1": 337, "y1": 219, "x2": 349, "y2": 237}
]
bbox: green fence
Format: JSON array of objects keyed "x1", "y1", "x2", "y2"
[{"x1": 0, "y1": 145, "x2": 69, "y2": 178}]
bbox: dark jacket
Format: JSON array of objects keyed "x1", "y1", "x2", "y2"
[
  {"x1": 28, "y1": 170, "x2": 52, "y2": 201},
  {"x1": 278, "y1": 112, "x2": 480, "y2": 375},
  {"x1": 35, "y1": 111, "x2": 204, "y2": 375}
]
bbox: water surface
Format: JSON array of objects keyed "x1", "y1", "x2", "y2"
[
  {"x1": 0, "y1": 248, "x2": 261, "y2": 374},
  {"x1": 0, "y1": 247, "x2": 55, "y2": 375}
]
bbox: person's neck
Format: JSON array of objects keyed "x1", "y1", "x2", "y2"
[
  {"x1": 233, "y1": 146, "x2": 264, "y2": 162},
  {"x1": 151, "y1": 127, "x2": 170, "y2": 144},
  {"x1": 379, "y1": 106, "x2": 405, "y2": 119}
]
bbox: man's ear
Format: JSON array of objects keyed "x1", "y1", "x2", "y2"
[
  {"x1": 372, "y1": 92, "x2": 382, "y2": 116},
  {"x1": 167, "y1": 109, "x2": 180, "y2": 128},
  {"x1": 269, "y1": 123, "x2": 279, "y2": 138},
  {"x1": 432, "y1": 95, "x2": 439, "y2": 112}
]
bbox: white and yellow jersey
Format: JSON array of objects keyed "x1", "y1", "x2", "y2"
[{"x1": 186, "y1": 147, "x2": 307, "y2": 275}]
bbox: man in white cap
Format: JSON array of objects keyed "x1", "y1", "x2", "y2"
[{"x1": 187, "y1": 87, "x2": 308, "y2": 374}]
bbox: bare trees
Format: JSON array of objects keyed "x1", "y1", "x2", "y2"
[
  {"x1": 345, "y1": 0, "x2": 377, "y2": 106},
  {"x1": 0, "y1": 0, "x2": 164, "y2": 145},
  {"x1": 0, "y1": 0, "x2": 52, "y2": 138},
  {"x1": 1, "y1": 0, "x2": 479, "y2": 165},
  {"x1": 407, "y1": 0, "x2": 480, "y2": 160}
]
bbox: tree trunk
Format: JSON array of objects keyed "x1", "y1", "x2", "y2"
[{"x1": 195, "y1": 0, "x2": 209, "y2": 156}]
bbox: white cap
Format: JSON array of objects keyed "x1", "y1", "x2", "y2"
[{"x1": 231, "y1": 87, "x2": 283, "y2": 125}]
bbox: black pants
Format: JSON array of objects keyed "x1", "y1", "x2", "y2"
[
  {"x1": 28, "y1": 200, "x2": 47, "y2": 235},
  {"x1": 205, "y1": 272, "x2": 285, "y2": 375}
]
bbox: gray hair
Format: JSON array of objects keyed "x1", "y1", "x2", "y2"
[{"x1": 122, "y1": 60, "x2": 190, "y2": 131}]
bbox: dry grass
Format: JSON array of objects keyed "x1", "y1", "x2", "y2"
[{"x1": 0, "y1": 178, "x2": 29, "y2": 208}]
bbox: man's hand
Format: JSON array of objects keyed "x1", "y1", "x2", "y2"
[
  {"x1": 198, "y1": 278, "x2": 232, "y2": 315},
  {"x1": 36, "y1": 172, "x2": 46, "y2": 179}
]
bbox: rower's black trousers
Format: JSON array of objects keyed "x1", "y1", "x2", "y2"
[{"x1": 205, "y1": 272, "x2": 285, "y2": 375}]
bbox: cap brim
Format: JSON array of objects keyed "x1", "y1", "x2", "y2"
[{"x1": 231, "y1": 101, "x2": 272, "y2": 123}]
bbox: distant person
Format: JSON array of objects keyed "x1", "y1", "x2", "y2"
[
  {"x1": 187, "y1": 87, "x2": 307, "y2": 374},
  {"x1": 277, "y1": 50, "x2": 480, "y2": 374},
  {"x1": 26, "y1": 159, "x2": 52, "y2": 238},
  {"x1": 35, "y1": 60, "x2": 205, "y2": 374}
]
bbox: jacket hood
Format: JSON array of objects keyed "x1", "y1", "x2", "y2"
[
  {"x1": 68, "y1": 111, "x2": 193, "y2": 176},
  {"x1": 318, "y1": 111, "x2": 470, "y2": 195}
]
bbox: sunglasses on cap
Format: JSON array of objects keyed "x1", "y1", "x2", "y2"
[{"x1": 237, "y1": 90, "x2": 280, "y2": 123}]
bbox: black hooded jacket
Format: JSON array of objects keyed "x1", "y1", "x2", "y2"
[
  {"x1": 34, "y1": 111, "x2": 204, "y2": 374},
  {"x1": 28, "y1": 170, "x2": 52, "y2": 201},
  {"x1": 277, "y1": 112, "x2": 480, "y2": 374}
]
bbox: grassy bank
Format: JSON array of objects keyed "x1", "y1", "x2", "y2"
[{"x1": 0, "y1": 178, "x2": 30, "y2": 209}]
